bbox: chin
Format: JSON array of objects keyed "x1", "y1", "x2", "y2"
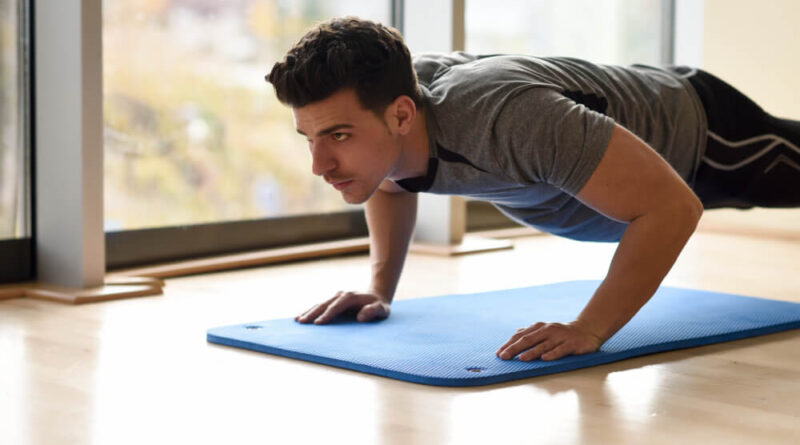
[
  {"x1": 341, "y1": 183, "x2": 378, "y2": 204},
  {"x1": 342, "y1": 193, "x2": 372, "y2": 204},
  {"x1": 342, "y1": 194, "x2": 367, "y2": 205}
]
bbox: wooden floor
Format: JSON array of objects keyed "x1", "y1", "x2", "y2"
[{"x1": 2, "y1": 214, "x2": 799, "y2": 444}]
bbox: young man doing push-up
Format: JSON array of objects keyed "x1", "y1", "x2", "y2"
[{"x1": 265, "y1": 18, "x2": 800, "y2": 362}]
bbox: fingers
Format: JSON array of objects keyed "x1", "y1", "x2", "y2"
[
  {"x1": 541, "y1": 344, "x2": 574, "y2": 361},
  {"x1": 495, "y1": 322, "x2": 544, "y2": 354},
  {"x1": 497, "y1": 322, "x2": 602, "y2": 361},
  {"x1": 518, "y1": 339, "x2": 563, "y2": 361},
  {"x1": 295, "y1": 292, "x2": 391, "y2": 325},
  {"x1": 497, "y1": 330, "x2": 547, "y2": 361},
  {"x1": 295, "y1": 294, "x2": 338, "y2": 323},
  {"x1": 314, "y1": 292, "x2": 365, "y2": 324},
  {"x1": 496, "y1": 323, "x2": 565, "y2": 361}
]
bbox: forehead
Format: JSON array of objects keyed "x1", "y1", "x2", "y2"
[{"x1": 293, "y1": 89, "x2": 375, "y2": 134}]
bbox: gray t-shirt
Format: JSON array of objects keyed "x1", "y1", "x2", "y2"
[{"x1": 396, "y1": 52, "x2": 707, "y2": 242}]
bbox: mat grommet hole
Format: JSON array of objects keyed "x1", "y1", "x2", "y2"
[
  {"x1": 466, "y1": 367, "x2": 485, "y2": 373},
  {"x1": 244, "y1": 325, "x2": 263, "y2": 330}
]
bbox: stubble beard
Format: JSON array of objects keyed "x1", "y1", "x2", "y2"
[{"x1": 341, "y1": 179, "x2": 381, "y2": 205}]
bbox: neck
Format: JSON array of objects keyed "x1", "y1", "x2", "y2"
[{"x1": 392, "y1": 107, "x2": 430, "y2": 180}]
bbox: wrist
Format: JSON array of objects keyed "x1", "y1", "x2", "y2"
[
  {"x1": 367, "y1": 286, "x2": 393, "y2": 304},
  {"x1": 569, "y1": 318, "x2": 608, "y2": 344}
]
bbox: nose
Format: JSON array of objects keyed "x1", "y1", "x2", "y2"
[{"x1": 310, "y1": 144, "x2": 336, "y2": 177}]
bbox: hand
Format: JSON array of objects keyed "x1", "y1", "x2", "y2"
[
  {"x1": 495, "y1": 321, "x2": 604, "y2": 361},
  {"x1": 295, "y1": 291, "x2": 391, "y2": 324}
]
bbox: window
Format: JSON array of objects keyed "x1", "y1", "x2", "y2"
[
  {"x1": 466, "y1": 0, "x2": 671, "y2": 66},
  {"x1": 103, "y1": 1, "x2": 390, "y2": 231},
  {"x1": 0, "y1": 0, "x2": 32, "y2": 283},
  {"x1": 103, "y1": 1, "x2": 392, "y2": 268}
]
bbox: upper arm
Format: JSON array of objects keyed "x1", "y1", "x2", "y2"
[
  {"x1": 493, "y1": 88, "x2": 615, "y2": 193},
  {"x1": 575, "y1": 124, "x2": 703, "y2": 223}
]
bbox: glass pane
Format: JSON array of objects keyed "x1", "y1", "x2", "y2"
[
  {"x1": 0, "y1": 0, "x2": 26, "y2": 240},
  {"x1": 466, "y1": 0, "x2": 665, "y2": 66},
  {"x1": 103, "y1": 0, "x2": 390, "y2": 231}
]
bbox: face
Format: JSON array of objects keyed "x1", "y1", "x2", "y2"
[{"x1": 293, "y1": 89, "x2": 403, "y2": 204}]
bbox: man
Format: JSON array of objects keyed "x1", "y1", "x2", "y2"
[{"x1": 266, "y1": 17, "x2": 800, "y2": 362}]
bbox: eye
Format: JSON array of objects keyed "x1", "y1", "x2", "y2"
[{"x1": 332, "y1": 132, "x2": 349, "y2": 142}]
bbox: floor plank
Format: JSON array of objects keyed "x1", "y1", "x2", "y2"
[{"x1": 1, "y1": 229, "x2": 799, "y2": 445}]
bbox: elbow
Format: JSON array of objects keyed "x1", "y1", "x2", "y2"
[
  {"x1": 690, "y1": 192, "x2": 704, "y2": 222},
  {"x1": 679, "y1": 193, "x2": 704, "y2": 234},
  {"x1": 650, "y1": 192, "x2": 703, "y2": 236}
]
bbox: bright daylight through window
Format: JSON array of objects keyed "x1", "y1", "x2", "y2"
[
  {"x1": 103, "y1": 0, "x2": 390, "y2": 231},
  {"x1": 0, "y1": 0, "x2": 26, "y2": 241},
  {"x1": 466, "y1": 0, "x2": 666, "y2": 66}
]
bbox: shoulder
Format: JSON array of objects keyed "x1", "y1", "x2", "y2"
[
  {"x1": 412, "y1": 52, "x2": 480, "y2": 84},
  {"x1": 414, "y1": 53, "x2": 552, "y2": 86},
  {"x1": 418, "y1": 55, "x2": 563, "y2": 111}
]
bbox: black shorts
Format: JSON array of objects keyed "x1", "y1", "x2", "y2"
[{"x1": 680, "y1": 68, "x2": 800, "y2": 209}]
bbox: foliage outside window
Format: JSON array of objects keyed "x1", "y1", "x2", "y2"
[
  {"x1": 0, "y1": 0, "x2": 25, "y2": 240},
  {"x1": 103, "y1": 0, "x2": 389, "y2": 231}
]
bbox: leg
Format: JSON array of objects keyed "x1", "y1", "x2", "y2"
[{"x1": 686, "y1": 69, "x2": 800, "y2": 209}]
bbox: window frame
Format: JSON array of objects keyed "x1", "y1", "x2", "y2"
[{"x1": 107, "y1": 210, "x2": 368, "y2": 270}]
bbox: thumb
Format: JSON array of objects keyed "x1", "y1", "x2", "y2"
[{"x1": 356, "y1": 301, "x2": 390, "y2": 322}]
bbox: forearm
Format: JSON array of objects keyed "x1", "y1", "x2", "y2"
[
  {"x1": 365, "y1": 188, "x2": 418, "y2": 303},
  {"x1": 574, "y1": 203, "x2": 702, "y2": 342}
]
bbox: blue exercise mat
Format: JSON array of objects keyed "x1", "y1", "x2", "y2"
[{"x1": 206, "y1": 280, "x2": 800, "y2": 386}]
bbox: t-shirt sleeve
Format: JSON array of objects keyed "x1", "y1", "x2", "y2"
[{"x1": 492, "y1": 87, "x2": 615, "y2": 196}]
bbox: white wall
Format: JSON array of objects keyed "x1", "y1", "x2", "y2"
[
  {"x1": 692, "y1": 0, "x2": 800, "y2": 229},
  {"x1": 702, "y1": 0, "x2": 800, "y2": 120}
]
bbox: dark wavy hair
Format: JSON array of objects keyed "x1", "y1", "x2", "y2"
[{"x1": 266, "y1": 17, "x2": 423, "y2": 115}]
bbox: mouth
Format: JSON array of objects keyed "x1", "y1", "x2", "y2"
[{"x1": 330, "y1": 179, "x2": 354, "y2": 191}]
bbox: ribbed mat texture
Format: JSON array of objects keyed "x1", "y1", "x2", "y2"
[{"x1": 207, "y1": 280, "x2": 800, "y2": 386}]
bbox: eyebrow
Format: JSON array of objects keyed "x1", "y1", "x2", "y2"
[{"x1": 296, "y1": 124, "x2": 354, "y2": 138}]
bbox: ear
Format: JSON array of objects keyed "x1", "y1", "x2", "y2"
[{"x1": 384, "y1": 95, "x2": 417, "y2": 136}]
